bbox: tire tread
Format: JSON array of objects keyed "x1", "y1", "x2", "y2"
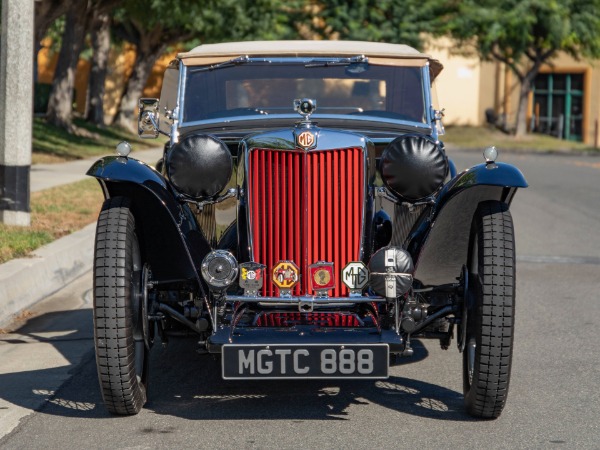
[
  {"x1": 93, "y1": 197, "x2": 146, "y2": 415},
  {"x1": 464, "y1": 201, "x2": 515, "y2": 419}
]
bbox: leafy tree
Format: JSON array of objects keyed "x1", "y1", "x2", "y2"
[
  {"x1": 313, "y1": 0, "x2": 451, "y2": 49},
  {"x1": 112, "y1": 0, "x2": 300, "y2": 131},
  {"x1": 445, "y1": 0, "x2": 600, "y2": 137},
  {"x1": 46, "y1": 0, "x2": 122, "y2": 132}
]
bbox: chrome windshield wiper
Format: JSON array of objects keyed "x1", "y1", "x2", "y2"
[
  {"x1": 305, "y1": 55, "x2": 368, "y2": 68},
  {"x1": 189, "y1": 55, "x2": 251, "y2": 73}
]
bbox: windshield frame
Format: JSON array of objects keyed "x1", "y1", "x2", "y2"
[{"x1": 177, "y1": 57, "x2": 435, "y2": 135}]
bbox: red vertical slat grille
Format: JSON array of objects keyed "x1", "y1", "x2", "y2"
[
  {"x1": 254, "y1": 312, "x2": 363, "y2": 327},
  {"x1": 249, "y1": 148, "x2": 364, "y2": 297}
]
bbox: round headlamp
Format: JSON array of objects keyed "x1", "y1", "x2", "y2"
[{"x1": 201, "y1": 250, "x2": 238, "y2": 291}]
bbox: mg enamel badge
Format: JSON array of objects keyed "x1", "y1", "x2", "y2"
[
  {"x1": 239, "y1": 262, "x2": 266, "y2": 295},
  {"x1": 309, "y1": 261, "x2": 335, "y2": 294},
  {"x1": 272, "y1": 261, "x2": 299, "y2": 295},
  {"x1": 296, "y1": 130, "x2": 316, "y2": 149},
  {"x1": 342, "y1": 261, "x2": 369, "y2": 295}
]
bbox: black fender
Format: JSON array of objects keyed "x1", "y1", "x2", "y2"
[
  {"x1": 87, "y1": 156, "x2": 211, "y2": 294},
  {"x1": 406, "y1": 162, "x2": 528, "y2": 286}
]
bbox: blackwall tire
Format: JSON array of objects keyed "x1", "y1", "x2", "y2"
[
  {"x1": 93, "y1": 197, "x2": 148, "y2": 415},
  {"x1": 463, "y1": 201, "x2": 515, "y2": 419}
]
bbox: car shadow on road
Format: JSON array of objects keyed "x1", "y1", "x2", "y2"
[
  {"x1": 0, "y1": 309, "x2": 100, "y2": 419},
  {"x1": 139, "y1": 337, "x2": 471, "y2": 422},
  {"x1": 0, "y1": 311, "x2": 473, "y2": 423}
]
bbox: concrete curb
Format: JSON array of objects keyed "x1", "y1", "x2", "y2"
[
  {"x1": 0, "y1": 223, "x2": 96, "y2": 327},
  {"x1": 0, "y1": 148, "x2": 163, "y2": 328}
]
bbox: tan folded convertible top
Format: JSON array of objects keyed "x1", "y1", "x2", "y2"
[{"x1": 178, "y1": 40, "x2": 443, "y2": 80}]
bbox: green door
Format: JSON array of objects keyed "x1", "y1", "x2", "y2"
[{"x1": 533, "y1": 73, "x2": 584, "y2": 141}]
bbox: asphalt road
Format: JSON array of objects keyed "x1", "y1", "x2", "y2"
[{"x1": 1, "y1": 149, "x2": 599, "y2": 449}]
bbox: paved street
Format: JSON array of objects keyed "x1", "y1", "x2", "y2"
[{"x1": 1, "y1": 149, "x2": 599, "y2": 448}]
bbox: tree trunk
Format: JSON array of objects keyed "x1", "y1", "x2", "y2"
[
  {"x1": 45, "y1": 1, "x2": 89, "y2": 131},
  {"x1": 85, "y1": 12, "x2": 111, "y2": 126},
  {"x1": 513, "y1": 63, "x2": 542, "y2": 138},
  {"x1": 34, "y1": 0, "x2": 70, "y2": 45},
  {"x1": 113, "y1": 36, "x2": 166, "y2": 133},
  {"x1": 514, "y1": 76, "x2": 531, "y2": 137}
]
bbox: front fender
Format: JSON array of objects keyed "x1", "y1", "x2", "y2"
[
  {"x1": 87, "y1": 156, "x2": 211, "y2": 292},
  {"x1": 406, "y1": 162, "x2": 528, "y2": 286},
  {"x1": 87, "y1": 156, "x2": 168, "y2": 197}
]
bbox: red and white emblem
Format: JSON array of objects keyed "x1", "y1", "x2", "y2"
[
  {"x1": 239, "y1": 262, "x2": 266, "y2": 294},
  {"x1": 297, "y1": 130, "x2": 315, "y2": 149}
]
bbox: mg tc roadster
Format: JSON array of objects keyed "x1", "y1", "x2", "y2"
[{"x1": 87, "y1": 41, "x2": 527, "y2": 418}]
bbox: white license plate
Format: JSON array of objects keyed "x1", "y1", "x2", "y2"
[{"x1": 222, "y1": 344, "x2": 389, "y2": 380}]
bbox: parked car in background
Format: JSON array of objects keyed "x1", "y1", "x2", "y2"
[{"x1": 87, "y1": 41, "x2": 527, "y2": 418}]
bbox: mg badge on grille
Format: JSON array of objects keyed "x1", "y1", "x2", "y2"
[
  {"x1": 296, "y1": 130, "x2": 316, "y2": 149},
  {"x1": 342, "y1": 261, "x2": 369, "y2": 295},
  {"x1": 272, "y1": 261, "x2": 299, "y2": 296},
  {"x1": 309, "y1": 262, "x2": 335, "y2": 296},
  {"x1": 239, "y1": 262, "x2": 266, "y2": 296}
]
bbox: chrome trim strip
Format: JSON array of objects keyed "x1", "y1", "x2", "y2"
[
  {"x1": 174, "y1": 61, "x2": 186, "y2": 145},
  {"x1": 183, "y1": 55, "x2": 427, "y2": 65},
  {"x1": 241, "y1": 140, "x2": 253, "y2": 258},
  {"x1": 360, "y1": 139, "x2": 372, "y2": 261},
  {"x1": 422, "y1": 64, "x2": 436, "y2": 142},
  {"x1": 180, "y1": 114, "x2": 430, "y2": 130},
  {"x1": 226, "y1": 295, "x2": 384, "y2": 304}
]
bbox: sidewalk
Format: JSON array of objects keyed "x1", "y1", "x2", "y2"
[
  {"x1": 0, "y1": 273, "x2": 94, "y2": 437},
  {"x1": 0, "y1": 147, "x2": 163, "y2": 328},
  {"x1": 31, "y1": 147, "x2": 163, "y2": 192}
]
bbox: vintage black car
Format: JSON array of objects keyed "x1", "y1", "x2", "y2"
[{"x1": 87, "y1": 41, "x2": 527, "y2": 419}]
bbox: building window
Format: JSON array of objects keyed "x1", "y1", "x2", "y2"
[{"x1": 532, "y1": 73, "x2": 584, "y2": 141}]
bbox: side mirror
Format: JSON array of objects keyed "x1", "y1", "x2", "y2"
[
  {"x1": 138, "y1": 98, "x2": 160, "y2": 139},
  {"x1": 432, "y1": 108, "x2": 445, "y2": 136}
]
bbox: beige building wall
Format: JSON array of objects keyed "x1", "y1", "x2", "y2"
[
  {"x1": 424, "y1": 37, "x2": 483, "y2": 126},
  {"x1": 478, "y1": 61, "x2": 498, "y2": 124},
  {"x1": 424, "y1": 37, "x2": 600, "y2": 145}
]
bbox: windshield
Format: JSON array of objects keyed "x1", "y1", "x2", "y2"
[{"x1": 182, "y1": 62, "x2": 426, "y2": 124}]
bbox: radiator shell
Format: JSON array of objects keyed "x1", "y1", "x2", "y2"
[{"x1": 240, "y1": 127, "x2": 375, "y2": 297}]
